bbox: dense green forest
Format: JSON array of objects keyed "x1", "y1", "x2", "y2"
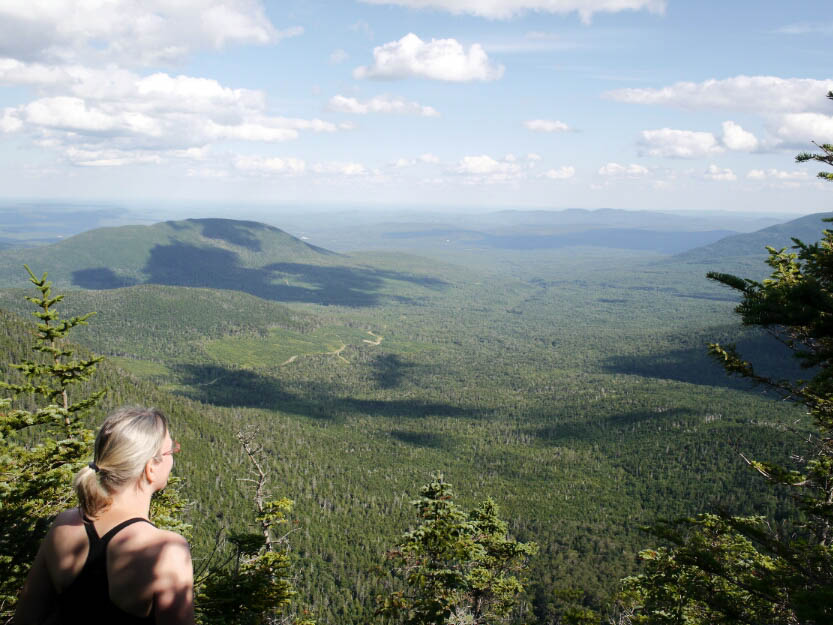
[{"x1": 0, "y1": 214, "x2": 816, "y2": 623}]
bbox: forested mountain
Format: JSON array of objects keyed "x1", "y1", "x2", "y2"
[
  {"x1": 0, "y1": 217, "x2": 337, "y2": 290},
  {"x1": 673, "y1": 211, "x2": 833, "y2": 263}
]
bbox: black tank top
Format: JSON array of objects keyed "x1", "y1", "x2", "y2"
[{"x1": 58, "y1": 517, "x2": 156, "y2": 624}]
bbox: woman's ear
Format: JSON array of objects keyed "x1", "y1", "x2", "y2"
[{"x1": 144, "y1": 457, "x2": 158, "y2": 486}]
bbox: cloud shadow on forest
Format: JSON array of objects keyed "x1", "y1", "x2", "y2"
[
  {"x1": 198, "y1": 218, "x2": 263, "y2": 251},
  {"x1": 389, "y1": 429, "x2": 455, "y2": 449},
  {"x1": 72, "y1": 268, "x2": 139, "y2": 289},
  {"x1": 175, "y1": 363, "x2": 489, "y2": 422},
  {"x1": 370, "y1": 354, "x2": 415, "y2": 389},
  {"x1": 530, "y1": 406, "x2": 700, "y2": 445},
  {"x1": 601, "y1": 332, "x2": 803, "y2": 391},
  {"x1": 69, "y1": 241, "x2": 448, "y2": 307}
]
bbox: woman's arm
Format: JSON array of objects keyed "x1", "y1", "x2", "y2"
[
  {"x1": 15, "y1": 539, "x2": 59, "y2": 625},
  {"x1": 153, "y1": 533, "x2": 195, "y2": 625}
]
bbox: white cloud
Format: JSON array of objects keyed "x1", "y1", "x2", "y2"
[
  {"x1": 704, "y1": 164, "x2": 736, "y2": 181},
  {"x1": 22, "y1": 96, "x2": 129, "y2": 133},
  {"x1": 746, "y1": 168, "x2": 808, "y2": 181},
  {"x1": 234, "y1": 155, "x2": 306, "y2": 175},
  {"x1": 388, "y1": 153, "x2": 440, "y2": 167},
  {"x1": 606, "y1": 76, "x2": 833, "y2": 114},
  {"x1": 65, "y1": 147, "x2": 163, "y2": 167},
  {"x1": 358, "y1": 0, "x2": 665, "y2": 22},
  {"x1": 0, "y1": 107, "x2": 23, "y2": 132},
  {"x1": 312, "y1": 162, "x2": 368, "y2": 176},
  {"x1": 330, "y1": 49, "x2": 349, "y2": 64},
  {"x1": 172, "y1": 147, "x2": 211, "y2": 160},
  {"x1": 0, "y1": 0, "x2": 283, "y2": 66},
  {"x1": 721, "y1": 121, "x2": 759, "y2": 151},
  {"x1": 542, "y1": 166, "x2": 575, "y2": 179},
  {"x1": 353, "y1": 33, "x2": 504, "y2": 82},
  {"x1": 598, "y1": 162, "x2": 650, "y2": 176},
  {"x1": 453, "y1": 154, "x2": 526, "y2": 183},
  {"x1": 772, "y1": 112, "x2": 833, "y2": 145},
  {"x1": 608, "y1": 76, "x2": 833, "y2": 152},
  {"x1": 638, "y1": 128, "x2": 723, "y2": 158},
  {"x1": 524, "y1": 119, "x2": 570, "y2": 132},
  {"x1": 186, "y1": 167, "x2": 230, "y2": 179},
  {"x1": 456, "y1": 155, "x2": 519, "y2": 175},
  {"x1": 328, "y1": 94, "x2": 439, "y2": 116},
  {"x1": 0, "y1": 62, "x2": 340, "y2": 164},
  {"x1": 526, "y1": 153, "x2": 542, "y2": 161}
]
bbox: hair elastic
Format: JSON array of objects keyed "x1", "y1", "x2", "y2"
[{"x1": 88, "y1": 462, "x2": 100, "y2": 473}]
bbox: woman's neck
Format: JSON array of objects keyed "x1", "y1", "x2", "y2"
[{"x1": 96, "y1": 482, "x2": 153, "y2": 523}]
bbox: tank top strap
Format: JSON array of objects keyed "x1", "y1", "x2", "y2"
[{"x1": 99, "y1": 517, "x2": 155, "y2": 544}]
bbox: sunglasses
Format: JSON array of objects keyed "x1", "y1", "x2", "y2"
[{"x1": 162, "y1": 440, "x2": 181, "y2": 456}]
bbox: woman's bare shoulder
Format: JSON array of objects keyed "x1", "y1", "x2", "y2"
[
  {"x1": 150, "y1": 529, "x2": 192, "y2": 574},
  {"x1": 114, "y1": 523, "x2": 192, "y2": 573},
  {"x1": 42, "y1": 508, "x2": 89, "y2": 591},
  {"x1": 46, "y1": 508, "x2": 86, "y2": 548},
  {"x1": 118, "y1": 522, "x2": 189, "y2": 548},
  {"x1": 54, "y1": 508, "x2": 84, "y2": 525},
  {"x1": 111, "y1": 524, "x2": 193, "y2": 620}
]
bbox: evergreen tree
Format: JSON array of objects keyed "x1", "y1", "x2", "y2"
[
  {"x1": 196, "y1": 426, "x2": 314, "y2": 625},
  {"x1": 619, "y1": 101, "x2": 833, "y2": 624},
  {"x1": 377, "y1": 473, "x2": 537, "y2": 625},
  {"x1": 0, "y1": 266, "x2": 102, "y2": 618}
]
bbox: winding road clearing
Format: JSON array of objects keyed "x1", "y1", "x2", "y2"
[
  {"x1": 327, "y1": 343, "x2": 349, "y2": 363},
  {"x1": 363, "y1": 330, "x2": 383, "y2": 345},
  {"x1": 280, "y1": 330, "x2": 382, "y2": 367}
]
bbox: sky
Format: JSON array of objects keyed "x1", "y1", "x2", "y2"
[{"x1": 0, "y1": 0, "x2": 832, "y2": 214}]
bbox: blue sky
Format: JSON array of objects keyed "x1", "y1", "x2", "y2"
[{"x1": 0, "y1": 0, "x2": 831, "y2": 214}]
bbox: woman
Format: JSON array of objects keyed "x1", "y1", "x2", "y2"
[{"x1": 15, "y1": 407, "x2": 194, "y2": 625}]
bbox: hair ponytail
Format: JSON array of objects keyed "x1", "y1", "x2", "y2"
[
  {"x1": 74, "y1": 407, "x2": 169, "y2": 519},
  {"x1": 73, "y1": 465, "x2": 112, "y2": 520}
]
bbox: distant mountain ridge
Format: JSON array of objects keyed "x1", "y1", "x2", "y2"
[
  {"x1": 385, "y1": 226, "x2": 737, "y2": 254},
  {"x1": 673, "y1": 212, "x2": 833, "y2": 263},
  {"x1": 0, "y1": 218, "x2": 453, "y2": 307},
  {"x1": 0, "y1": 217, "x2": 336, "y2": 286},
  {"x1": 483, "y1": 207, "x2": 782, "y2": 232}
]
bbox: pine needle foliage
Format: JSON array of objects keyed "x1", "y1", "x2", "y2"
[
  {"x1": 196, "y1": 427, "x2": 314, "y2": 625},
  {"x1": 377, "y1": 473, "x2": 537, "y2": 625}
]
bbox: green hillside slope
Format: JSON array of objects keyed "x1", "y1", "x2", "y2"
[
  {"x1": 0, "y1": 218, "x2": 460, "y2": 309},
  {"x1": 0, "y1": 217, "x2": 335, "y2": 287},
  {"x1": 673, "y1": 211, "x2": 833, "y2": 264}
]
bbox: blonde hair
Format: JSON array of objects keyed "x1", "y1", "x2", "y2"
[{"x1": 74, "y1": 406, "x2": 169, "y2": 519}]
